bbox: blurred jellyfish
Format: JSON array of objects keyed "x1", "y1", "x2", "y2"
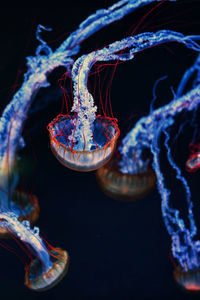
[{"x1": 96, "y1": 155, "x2": 156, "y2": 201}]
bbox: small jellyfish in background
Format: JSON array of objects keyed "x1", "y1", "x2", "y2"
[
  {"x1": 96, "y1": 151, "x2": 156, "y2": 201},
  {"x1": 95, "y1": 32, "x2": 200, "y2": 200},
  {"x1": 0, "y1": 212, "x2": 69, "y2": 291}
]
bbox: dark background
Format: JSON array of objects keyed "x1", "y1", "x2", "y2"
[{"x1": 0, "y1": 1, "x2": 200, "y2": 299}]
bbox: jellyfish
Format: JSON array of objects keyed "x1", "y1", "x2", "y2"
[
  {"x1": 48, "y1": 29, "x2": 200, "y2": 172},
  {"x1": 47, "y1": 114, "x2": 120, "y2": 172},
  {"x1": 46, "y1": 0, "x2": 179, "y2": 172},
  {"x1": 96, "y1": 154, "x2": 156, "y2": 201},
  {"x1": 0, "y1": 212, "x2": 68, "y2": 291},
  {"x1": 0, "y1": 0, "x2": 166, "y2": 232}
]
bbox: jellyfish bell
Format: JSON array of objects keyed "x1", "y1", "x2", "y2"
[
  {"x1": 174, "y1": 265, "x2": 200, "y2": 292},
  {"x1": 0, "y1": 191, "x2": 39, "y2": 238},
  {"x1": 96, "y1": 154, "x2": 156, "y2": 201},
  {"x1": 25, "y1": 247, "x2": 69, "y2": 291},
  {"x1": 47, "y1": 114, "x2": 120, "y2": 172}
]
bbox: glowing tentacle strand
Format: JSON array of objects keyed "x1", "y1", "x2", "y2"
[
  {"x1": 163, "y1": 127, "x2": 196, "y2": 237},
  {"x1": 0, "y1": 212, "x2": 68, "y2": 291},
  {"x1": 71, "y1": 30, "x2": 200, "y2": 150},
  {"x1": 56, "y1": 0, "x2": 177, "y2": 53}
]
